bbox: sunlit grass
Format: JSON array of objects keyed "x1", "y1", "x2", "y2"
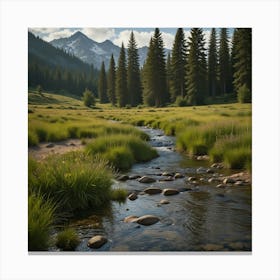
[
  {"x1": 55, "y1": 228, "x2": 80, "y2": 251},
  {"x1": 28, "y1": 193, "x2": 56, "y2": 251}
]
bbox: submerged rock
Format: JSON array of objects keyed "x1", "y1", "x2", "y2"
[
  {"x1": 163, "y1": 188, "x2": 179, "y2": 196},
  {"x1": 136, "y1": 215, "x2": 160, "y2": 226},
  {"x1": 216, "y1": 184, "x2": 226, "y2": 189},
  {"x1": 206, "y1": 168, "x2": 215, "y2": 174},
  {"x1": 144, "y1": 187, "x2": 162, "y2": 195},
  {"x1": 46, "y1": 143, "x2": 55, "y2": 148},
  {"x1": 188, "y1": 177, "x2": 196, "y2": 182},
  {"x1": 88, "y1": 235, "x2": 107, "y2": 249},
  {"x1": 129, "y1": 174, "x2": 141, "y2": 180},
  {"x1": 138, "y1": 176, "x2": 156, "y2": 183},
  {"x1": 128, "y1": 193, "x2": 138, "y2": 201},
  {"x1": 160, "y1": 176, "x2": 174, "y2": 182}
]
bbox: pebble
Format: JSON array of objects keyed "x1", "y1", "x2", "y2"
[
  {"x1": 136, "y1": 215, "x2": 160, "y2": 226},
  {"x1": 138, "y1": 176, "x2": 156, "y2": 183},
  {"x1": 163, "y1": 188, "x2": 179, "y2": 196},
  {"x1": 144, "y1": 187, "x2": 162, "y2": 195},
  {"x1": 128, "y1": 193, "x2": 138, "y2": 201}
]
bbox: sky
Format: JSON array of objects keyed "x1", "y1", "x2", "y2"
[{"x1": 29, "y1": 28, "x2": 234, "y2": 49}]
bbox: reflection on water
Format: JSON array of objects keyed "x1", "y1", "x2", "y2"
[{"x1": 55, "y1": 127, "x2": 252, "y2": 252}]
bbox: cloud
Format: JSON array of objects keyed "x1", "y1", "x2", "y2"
[
  {"x1": 113, "y1": 29, "x2": 175, "y2": 49},
  {"x1": 29, "y1": 28, "x2": 78, "y2": 41},
  {"x1": 81, "y1": 28, "x2": 116, "y2": 42}
]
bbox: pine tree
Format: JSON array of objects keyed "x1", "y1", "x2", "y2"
[
  {"x1": 186, "y1": 28, "x2": 207, "y2": 105},
  {"x1": 107, "y1": 54, "x2": 116, "y2": 105},
  {"x1": 218, "y1": 28, "x2": 231, "y2": 95},
  {"x1": 170, "y1": 28, "x2": 187, "y2": 102},
  {"x1": 166, "y1": 52, "x2": 172, "y2": 100},
  {"x1": 127, "y1": 31, "x2": 142, "y2": 106},
  {"x1": 98, "y1": 61, "x2": 108, "y2": 103},
  {"x1": 116, "y1": 43, "x2": 128, "y2": 107},
  {"x1": 142, "y1": 28, "x2": 168, "y2": 107},
  {"x1": 208, "y1": 28, "x2": 218, "y2": 97},
  {"x1": 233, "y1": 28, "x2": 252, "y2": 94}
]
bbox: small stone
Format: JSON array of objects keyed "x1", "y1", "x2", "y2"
[
  {"x1": 163, "y1": 188, "x2": 179, "y2": 196},
  {"x1": 136, "y1": 215, "x2": 160, "y2": 226},
  {"x1": 46, "y1": 143, "x2": 54, "y2": 148},
  {"x1": 234, "y1": 181, "x2": 244, "y2": 186},
  {"x1": 216, "y1": 184, "x2": 226, "y2": 188},
  {"x1": 88, "y1": 235, "x2": 107, "y2": 249},
  {"x1": 144, "y1": 187, "x2": 162, "y2": 195},
  {"x1": 161, "y1": 171, "x2": 174, "y2": 176},
  {"x1": 118, "y1": 175, "x2": 129, "y2": 181},
  {"x1": 174, "y1": 173, "x2": 184, "y2": 179},
  {"x1": 159, "y1": 199, "x2": 170, "y2": 204},
  {"x1": 128, "y1": 193, "x2": 138, "y2": 201},
  {"x1": 211, "y1": 163, "x2": 223, "y2": 169},
  {"x1": 124, "y1": 215, "x2": 139, "y2": 223},
  {"x1": 138, "y1": 176, "x2": 156, "y2": 183},
  {"x1": 69, "y1": 142, "x2": 76, "y2": 146},
  {"x1": 188, "y1": 177, "x2": 196, "y2": 182},
  {"x1": 223, "y1": 178, "x2": 236, "y2": 184}
]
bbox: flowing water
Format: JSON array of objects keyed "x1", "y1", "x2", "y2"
[{"x1": 64, "y1": 127, "x2": 252, "y2": 252}]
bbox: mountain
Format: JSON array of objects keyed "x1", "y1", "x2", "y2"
[
  {"x1": 50, "y1": 31, "x2": 170, "y2": 69},
  {"x1": 28, "y1": 31, "x2": 94, "y2": 72}
]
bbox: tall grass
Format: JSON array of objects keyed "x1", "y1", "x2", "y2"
[
  {"x1": 85, "y1": 134, "x2": 158, "y2": 171},
  {"x1": 55, "y1": 228, "x2": 80, "y2": 251},
  {"x1": 28, "y1": 193, "x2": 56, "y2": 251},
  {"x1": 29, "y1": 152, "x2": 113, "y2": 214}
]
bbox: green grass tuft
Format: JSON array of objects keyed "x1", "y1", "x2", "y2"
[
  {"x1": 28, "y1": 193, "x2": 56, "y2": 251},
  {"x1": 55, "y1": 228, "x2": 80, "y2": 251},
  {"x1": 110, "y1": 188, "x2": 128, "y2": 202}
]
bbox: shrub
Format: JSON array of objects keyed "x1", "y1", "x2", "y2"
[
  {"x1": 224, "y1": 148, "x2": 251, "y2": 169},
  {"x1": 237, "y1": 84, "x2": 251, "y2": 103},
  {"x1": 28, "y1": 193, "x2": 56, "y2": 251},
  {"x1": 55, "y1": 228, "x2": 80, "y2": 251},
  {"x1": 83, "y1": 88, "x2": 95, "y2": 107}
]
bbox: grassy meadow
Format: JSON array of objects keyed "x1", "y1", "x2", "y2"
[{"x1": 28, "y1": 91, "x2": 252, "y2": 250}]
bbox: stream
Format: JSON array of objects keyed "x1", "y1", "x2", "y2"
[{"x1": 59, "y1": 127, "x2": 252, "y2": 252}]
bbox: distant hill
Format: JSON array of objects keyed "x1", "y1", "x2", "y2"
[{"x1": 50, "y1": 31, "x2": 170, "y2": 69}]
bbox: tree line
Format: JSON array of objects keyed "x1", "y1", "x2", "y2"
[{"x1": 98, "y1": 27, "x2": 251, "y2": 107}]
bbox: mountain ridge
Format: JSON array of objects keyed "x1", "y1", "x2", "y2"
[{"x1": 50, "y1": 31, "x2": 170, "y2": 69}]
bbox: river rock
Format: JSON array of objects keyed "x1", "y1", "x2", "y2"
[
  {"x1": 216, "y1": 184, "x2": 226, "y2": 189},
  {"x1": 124, "y1": 215, "x2": 139, "y2": 223},
  {"x1": 144, "y1": 187, "x2": 162, "y2": 195},
  {"x1": 174, "y1": 173, "x2": 184, "y2": 179},
  {"x1": 188, "y1": 177, "x2": 196, "y2": 182},
  {"x1": 208, "y1": 177, "x2": 220, "y2": 183},
  {"x1": 88, "y1": 235, "x2": 107, "y2": 249},
  {"x1": 178, "y1": 187, "x2": 192, "y2": 192},
  {"x1": 136, "y1": 215, "x2": 160, "y2": 226},
  {"x1": 138, "y1": 176, "x2": 156, "y2": 183},
  {"x1": 223, "y1": 178, "x2": 236, "y2": 184},
  {"x1": 163, "y1": 188, "x2": 179, "y2": 196},
  {"x1": 159, "y1": 199, "x2": 170, "y2": 204},
  {"x1": 161, "y1": 171, "x2": 174, "y2": 176},
  {"x1": 118, "y1": 175, "x2": 129, "y2": 181},
  {"x1": 234, "y1": 181, "x2": 244, "y2": 186},
  {"x1": 128, "y1": 193, "x2": 138, "y2": 201}
]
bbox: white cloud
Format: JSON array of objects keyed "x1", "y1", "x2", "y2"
[
  {"x1": 81, "y1": 28, "x2": 116, "y2": 42},
  {"x1": 113, "y1": 30, "x2": 175, "y2": 49},
  {"x1": 29, "y1": 28, "x2": 78, "y2": 41}
]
